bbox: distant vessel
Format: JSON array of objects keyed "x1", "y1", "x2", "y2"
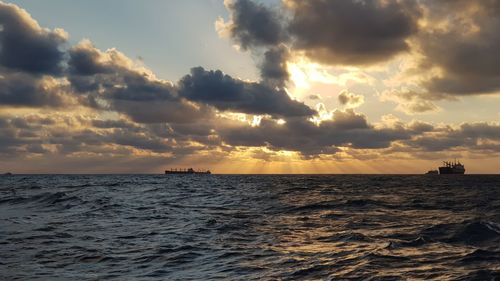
[
  {"x1": 438, "y1": 160, "x2": 465, "y2": 174},
  {"x1": 3, "y1": 172, "x2": 13, "y2": 176},
  {"x1": 165, "y1": 168, "x2": 211, "y2": 175},
  {"x1": 426, "y1": 170, "x2": 438, "y2": 175}
]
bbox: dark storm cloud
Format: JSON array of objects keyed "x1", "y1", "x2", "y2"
[
  {"x1": 67, "y1": 119, "x2": 220, "y2": 156},
  {"x1": 105, "y1": 129, "x2": 173, "y2": 153},
  {"x1": 222, "y1": 0, "x2": 500, "y2": 99},
  {"x1": 0, "y1": 71, "x2": 69, "y2": 107},
  {"x1": 68, "y1": 41, "x2": 113, "y2": 76},
  {"x1": 101, "y1": 81, "x2": 211, "y2": 123},
  {"x1": 224, "y1": 0, "x2": 420, "y2": 65},
  {"x1": 111, "y1": 99, "x2": 212, "y2": 124},
  {"x1": 0, "y1": 2, "x2": 66, "y2": 75},
  {"x1": 421, "y1": 30, "x2": 500, "y2": 96},
  {"x1": 286, "y1": 0, "x2": 420, "y2": 65},
  {"x1": 68, "y1": 42, "x2": 312, "y2": 122},
  {"x1": 219, "y1": 109, "x2": 412, "y2": 156},
  {"x1": 0, "y1": 2, "x2": 71, "y2": 108},
  {"x1": 225, "y1": 0, "x2": 287, "y2": 49},
  {"x1": 222, "y1": 1, "x2": 293, "y2": 88},
  {"x1": 106, "y1": 72, "x2": 177, "y2": 102},
  {"x1": 98, "y1": 71, "x2": 214, "y2": 124},
  {"x1": 459, "y1": 123, "x2": 500, "y2": 140},
  {"x1": 402, "y1": 123, "x2": 500, "y2": 153},
  {"x1": 67, "y1": 42, "x2": 214, "y2": 124},
  {"x1": 414, "y1": 0, "x2": 500, "y2": 97},
  {"x1": 67, "y1": 41, "x2": 153, "y2": 95},
  {"x1": 178, "y1": 67, "x2": 315, "y2": 117},
  {"x1": 408, "y1": 134, "x2": 468, "y2": 152},
  {"x1": 51, "y1": 129, "x2": 174, "y2": 154},
  {"x1": 259, "y1": 46, "x2": 290, "y2": 87}
]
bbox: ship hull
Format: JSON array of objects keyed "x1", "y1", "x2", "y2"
[
  {"x1": 438, "y1": 167, "x2": 465, "y2": 174},
  {"x1": 165, "y1": 171, "x2": 211, "y2": 175}
]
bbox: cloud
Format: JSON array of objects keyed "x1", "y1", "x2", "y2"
[
  {"x1": 338, "y1": 90, "x2": 364, "y2": 108},
  {"x1": 0, "y1": 71, "x2": 71, "y2": 107},
  {"x1": 111, "y1": 99, "x2": 211, "y2": 124},
  {"x1": 222, "y1": 0, "x2": 420, "y2": 66},
  {"x1": 259, "y1": 45, "x2": 290, "y2": 87},
  {"x1": 67, "y1": 41, "x2": 213, "y2": 124},
  {"x1": 0, "y1": 114, "x2": 63, "y2": 157},
  {"x1": 330, "y1": 109, "x2": 368, "y2": 130},
  {"x1": 219, "y1": 1, "x2": 293, "y2": 88},
  {"x1": 408, "y1": 1, "x2": 500, "y2": 97},
  {"x1": 219, "y1": 109, "x2": 414, "y2": 156},
  {"x1": 91, "y1": 119, "x2": 140, "y2": 130},
  {"x1": 0, "y1": 2, "x2": 67, "y2": 75},
  {"x1": 380, "y1": 89, "x2": 440, "y2": 114},
  {"x1": 178, "y1": 67, "x2": 315, "y2": 117},
  {"x1": 222, "y1": 0, "x2": 287, "y2": 49},
  {"x1": 219, "y1": 0, "x2": 500, "y2": 103},
  {"x1": 402, "y1": 122, "x2": 500, "y2": 153},
  {"x1": 67, "y1": 40, "x2": 315, "y2": 122},
  {"x1": 0, "y1": 2, "x2": 73, "y2": 108},
  {"x1": 286, "y1": 0, "x2": 421, "y2": 65},
  {"x1": 68, "y1": 39, "x2": 114, "y2": 76},
  {"x1": 0, "y1": 113, "x2": 207, "y2": 158}
]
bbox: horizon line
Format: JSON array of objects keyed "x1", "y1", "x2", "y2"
[{"x1": 2, "y1": 173, "x2": 499, "y2": 176}]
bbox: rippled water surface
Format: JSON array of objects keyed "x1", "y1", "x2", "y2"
[{"x1": 1, "y1": 175, "x2": 500, "y2": 280}]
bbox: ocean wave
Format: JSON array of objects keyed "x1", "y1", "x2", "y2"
[
  {"x1": 456, "y1": 269, "x2": 500, "y2": 281},
  {"x1": 386, "y1": 236, "x2": 430, "y2": 249},
  {"x1": 0, "y1": 191, "x2": 84, "y2": 209},
  {"x1": 317, "y1": 232, "x2": 373, "y2": 243},
  {"x1": 420, "y1": 220, "x2": 500, "y2": 246},
  {"x1": 459, "y1": 249, "x2": 500, "y2": 264}
]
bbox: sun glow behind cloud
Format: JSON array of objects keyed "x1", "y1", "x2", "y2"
[
  {"x1": 286, "y1": 56, "x2": 376, "y2": 102},
  {"x1": 287, "y1": 59, "x2": 338, "y2": 92}
]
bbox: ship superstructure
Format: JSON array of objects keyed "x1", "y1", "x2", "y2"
[{"x1": 438, "y1": 160, "x2": 465, "y2": 174}]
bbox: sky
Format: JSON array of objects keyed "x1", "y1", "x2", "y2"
[{"x1": 0, "y1": 0, "x2": 499, "y2": 174}]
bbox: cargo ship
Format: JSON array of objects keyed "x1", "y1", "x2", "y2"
[
  {"x1": 165, "y1": 168, "x2": 211, "y2": 175},
  {"x1": 438, "y1": 160, "x2": 465, "y2": 174}
]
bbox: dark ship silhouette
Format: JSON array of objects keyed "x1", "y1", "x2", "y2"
[
  {"x1": 438, "y1": 160, "x2": 465, "y2": 174},
  {"x1": 165, "y1": 168, "x2": 211, "y2": 175},
  {"x1": 426, "y1": 160, "x2": 465, "y2": 175}
]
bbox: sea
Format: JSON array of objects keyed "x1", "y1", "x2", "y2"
[{"x1": 1, "y1": 175, "x2": 500, "y2": 280}]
